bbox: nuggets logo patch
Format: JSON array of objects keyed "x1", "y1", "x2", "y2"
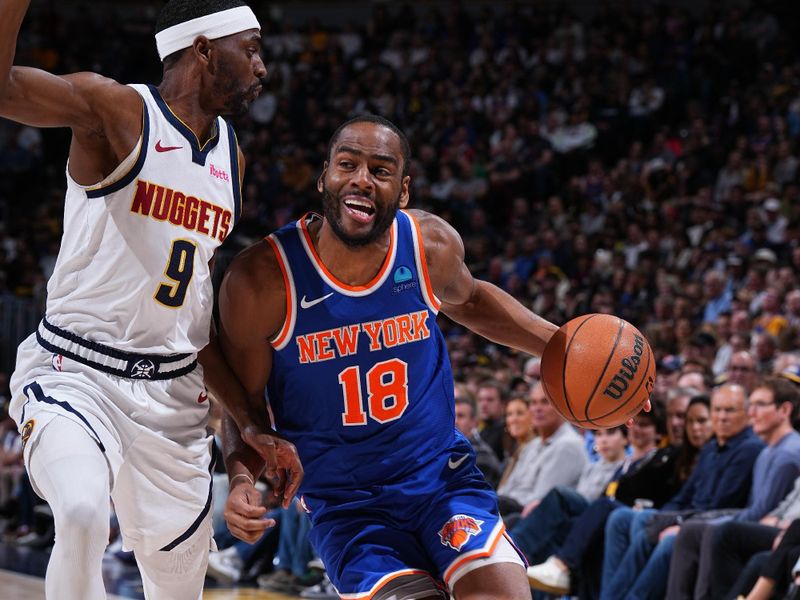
[
  {"x1": 438, "y1": 514, "x2": 484, "y2": 551},
  {"x1": 130, "y1": 359, "x2": 156, "y2": 379},
  {"x1": 21, "y1": 419, "x2": 35, "y2": 449}
]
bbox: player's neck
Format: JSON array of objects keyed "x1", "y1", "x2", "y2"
[
  {"x1": 312, "y1": 220, "x2": 392, "y2": 287},
  {"x1": 156, "y1": 76, "x2": 218, "y2": 146}
]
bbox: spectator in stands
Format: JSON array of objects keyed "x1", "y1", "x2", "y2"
[
  {"x1": 510, "y1": 426, "x2": 626, "y2": 563},
  {"x1": 600, "y1": 384, "x2": 764, "y2": 600},
  {"x1": 665, "y1": 386, "x2": 696, "y2": 447},
  {"x1": 475, "y1": 379, "x2": 507, "y2": 461},
  {"x1": 454, "y1": 393, "x2": 503, "y2": 487},
  {"x1": 496, "y1": 383, "x2": 586, "y2": 525},
  {"x1": 703, "y1": 271, "x2": 734, "y2": 324},
  {"x1": 725, "y1": 351, "x2": 759, "y2": 392},
  {"x1": 667, "y1": 377, "x2": 800, "y2": 599},
  {"x1": 527, "y1": 397, "x2": 711, "y2": 598},
  {"x1": 736, "y1": 519, "x2": 800, "y2": 600}
]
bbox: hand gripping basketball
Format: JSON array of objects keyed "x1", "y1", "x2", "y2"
[{"x1": 541, "y1": 314, "x2": 656, "y2": 428}]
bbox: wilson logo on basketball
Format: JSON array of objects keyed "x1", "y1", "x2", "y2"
[
  {"x1": 438, "y1": 514, "x2": 483, "y2": 551},
  {"x1": 603, "y1": 335, "x2": 646, "y2": 400}
]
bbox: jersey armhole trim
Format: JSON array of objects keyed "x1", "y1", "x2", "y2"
[
  {"x1": 227, "y1": 123, "x2": 242, "y2": 224},
  {"x1": 85, "y1": 100, "x2": 150, "y2": 199},
  {"x1": 403, "y1": 210, "x2": 442, "y2": 313},
  {"x1": 267, "y1": 235, "x2": 296, "y2": 349}
]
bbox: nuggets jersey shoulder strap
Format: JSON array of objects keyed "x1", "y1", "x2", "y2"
[
  {"x1": 266, "y1": 210, "x2": 458, "y2": 496},
  {"x1": 45, "y1": 84, "x2": 242, "y2": 355}
]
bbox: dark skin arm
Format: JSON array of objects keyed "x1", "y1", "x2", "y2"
[
  {"x1": 412, "y1": 209, "x2": 651, "y2": 416},
  {"x1": 0, "y1": 0, "x2": 142, "y2": 184},
  {"x1": 200, "y1": 206, "x2": 301, "y2": 500},
  {"x1": 412, "y1": 209, "x2": 559, "y2": 354},
  {"x1": 218, "y1": 240, "x2": 303, "y2": 543}
]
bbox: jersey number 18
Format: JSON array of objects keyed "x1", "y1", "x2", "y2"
[{"x1": 339, "y1": 358, "x2": 409, "y2": 426}]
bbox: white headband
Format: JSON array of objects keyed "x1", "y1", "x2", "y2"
[{"x1": 155, "y1": 6, "x2": 261, "y2": 61}]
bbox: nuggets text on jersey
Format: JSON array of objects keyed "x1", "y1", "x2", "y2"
[{"x1": 130, "y1": 179, "x2": 232, "y2": 241}]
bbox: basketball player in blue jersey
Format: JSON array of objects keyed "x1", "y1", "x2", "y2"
[
  {"x1": 218, "y1": 114, "x2": 573, "y2": 599},
  {"x1": 0, "y1": 1, "x2": 301, "y2": 599}
]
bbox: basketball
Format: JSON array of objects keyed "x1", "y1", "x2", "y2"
[{"x1": 541, "y1": 314, "x2": 656, "y2": 429}]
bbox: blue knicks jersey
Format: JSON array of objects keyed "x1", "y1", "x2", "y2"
[{"x1": 266, "y1": 210, "x2": 460, "y2": 497}]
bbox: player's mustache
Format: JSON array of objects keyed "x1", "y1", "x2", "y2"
[{"x1": 339, "y1": 189, "x2": 375, "y2": 202}]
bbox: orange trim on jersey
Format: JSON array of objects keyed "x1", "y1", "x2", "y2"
[
  {"x1": 403, "y1": 210, "x2": 442, "y2": 311},
  {"x1": 266, "y1": 236, "x2": 293, "y2": 347},
  {"x1": 299, "y1": 212, "x2": 396, "y2": 292},
  {"x1": 339, "y1": 569, "x2": 437, "y2": 600},
  {"x1": 442, "y1": 523, "x2": 506, "y2": 586}
]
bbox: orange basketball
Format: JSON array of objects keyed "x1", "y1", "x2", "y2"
[{"x1": 541, "y1": 314, "x2": 656, "y2": 429}]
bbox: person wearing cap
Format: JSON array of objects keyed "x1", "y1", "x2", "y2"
[
  {"x1": 0, "y1": 1, "x2": 301, "y2": 598},
  {"x1": 763, "y1": 197, "x2": 788, "y2": 245}
]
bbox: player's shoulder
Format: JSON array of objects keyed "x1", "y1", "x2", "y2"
[
  {"x1": 67, "y1": 73, "x2": 140, "y2": 107},
  {"x1": 225, "y1": 239, "x2": 284, "y2": 298},
  {"x1": 405, "y1": 209, "x2": 464, "y2": 259}
]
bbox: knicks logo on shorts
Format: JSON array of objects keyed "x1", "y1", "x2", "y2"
[
  {"x1": 21, "y1": 419, "x2": 35, "y2": 449},
  {"x1": 438, "y1": 514, "x2": 484, "y2": 551}
]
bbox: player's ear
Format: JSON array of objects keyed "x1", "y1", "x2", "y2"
[
  {"x1": 399, "y1": 175, "x2": 410, "y2": 208},
  {"x1": 317, "y1": 162, "x2": 328, "y2": 193},
  {"x1": 193, "y1": 36, "x2": 212, "y2": 67}
]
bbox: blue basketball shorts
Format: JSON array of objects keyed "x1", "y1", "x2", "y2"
[{"x1": 302, "y1": 450, "x2": 526, "y2": 598}]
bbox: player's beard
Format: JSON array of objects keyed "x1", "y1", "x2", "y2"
[
  {"x1": 212, "y1": 56, "x2": 259, "y2": 117},
  {"x1": 322, "y1": 185, "x2": 400, "y2": 248}
]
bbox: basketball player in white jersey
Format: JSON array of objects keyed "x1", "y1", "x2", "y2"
[{"x1": 0, "y1": 1, "x2": 301, "y2": 598}]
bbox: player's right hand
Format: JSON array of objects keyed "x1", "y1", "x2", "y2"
[
  {"x1": 223, "y1": 477, "x2": 276, "y2": 544},
  {"x1": 240, "y1": 426, "x2": 304, "y2": 509}
]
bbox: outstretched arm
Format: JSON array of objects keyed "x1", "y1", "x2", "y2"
[
  {"x1": 413, "y1": 210, "x2": 558, "y2": 356},
  {"x1": 0, "y1": 0, "x2": 141, "y2": 180}
]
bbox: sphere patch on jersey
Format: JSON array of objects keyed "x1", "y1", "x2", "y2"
[
  {"x1": 438, "y1": 514, "x2": 484, "y2": 551},
  {"x1": 393, "y1": 265, "x2": 414, "y2": 284}
]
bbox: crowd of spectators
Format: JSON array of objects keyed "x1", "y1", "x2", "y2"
[{"x1": 3, "y1": 0, "x2": 800, "y2": 598}]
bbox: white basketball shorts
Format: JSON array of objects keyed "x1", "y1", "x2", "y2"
[{"x1": 10, "y1": 333, "x2": 215, "y2": 555}]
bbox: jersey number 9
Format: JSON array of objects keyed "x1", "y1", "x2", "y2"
[{"x1": 155, "y1": 239, "x2": 196, "y2": 308}]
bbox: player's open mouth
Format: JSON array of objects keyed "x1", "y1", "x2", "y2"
[{"x1": 343, "y1": 197, "x2": 375, "y2": 224}]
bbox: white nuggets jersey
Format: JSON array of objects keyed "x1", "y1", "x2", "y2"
[{"x1": 45, "y1": 84, "x2": 241, "y2": 354}]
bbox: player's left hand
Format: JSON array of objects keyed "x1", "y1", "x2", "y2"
[
  {"x1": 240, "y1": 426, "x2": 304, "y2": 509},
  {"x1": 625, "y1": 399, "x2": 652, "y2": 428},
  {"x1": 224, "y1": 477, "x2": 275, "y2": 544}
]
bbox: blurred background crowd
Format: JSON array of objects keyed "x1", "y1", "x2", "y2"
[{"x1": 2, "y1": 0, "x2": 800, "y2": 598}]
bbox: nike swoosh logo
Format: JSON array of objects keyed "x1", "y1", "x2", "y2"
[
  {"x1": 300, "y1": 292, "x2": 334, "y2": 309},
  {"x1": 155, "y1": 140, "x2": 183, "y2": 152},
  {"x1": 448, "y1": 454, "x2": 469, "y2": 469}
]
